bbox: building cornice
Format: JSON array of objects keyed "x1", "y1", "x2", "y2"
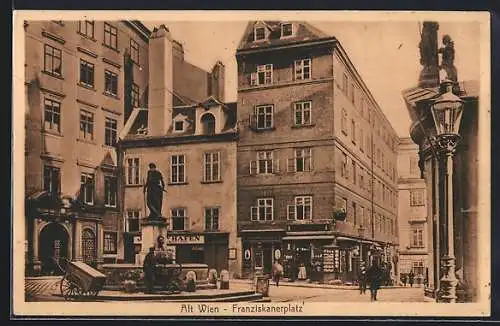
[
  {"x1": 236, "y1": 37, "x2": 337, "y2": 56},
  {"x1": 120, "y1": 132, "x2": 239, "y2": 149}
]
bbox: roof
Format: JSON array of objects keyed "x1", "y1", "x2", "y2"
[
  {"x1": 237, "y1": 21, "x2": 334, "y2": 52},
  {"x1": 402, "y1": 80, "x2": 479, "y2": 109}
]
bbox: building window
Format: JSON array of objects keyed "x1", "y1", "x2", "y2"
[
  {"x1": 360, "y1": 206, "x2": 365, "y2": 227},
  {"x1": 359, "y1": 168, "x2": 364, "y2": 189},
  {"x1": 44, "y1": 99, "x2": 61, "y2": 133},
  {"x1": 411, "y1": 226, "x2": 424, "y2": 247},
  {"x1": 294, "y1": 59, "x2": 311, "y2": 81},
  {"x1": 170, "y1": 155, "x2": 186, "y2": 184},
  {"x1": 291, "y1": 148, "x2": 312, "y2": 172},
  {"x1": 341, "y1": 151, "x2": 348, "y2": 178},
  {"x1": 350, "y1": 83, "x2": 355, "y2": 104},
  {"x1": 341, "y1": 109, "x2": 348, "y2": 135},
  {"x1": 104, "y1": 176, "x2": 117, "y2": 207},
  {"x1": 205, "y1": 207, "x2": 219, "y2": 231},
  {"x1": 79, "y1": 172, "x2": 95, "y2": 205},
  {"x1": 171, "y1": 208, "x2": 187, "y2": 231},
  {"x1": 281, "y1": 23, "x2": 293, "y2": 37},
  {"x1": 254, "y1": 27, "x2": 265, "y2": 41},
  {"x1": 204, "y1": 152, "x2": 220, "y2": 182},
  {"x1": 104, "y1": 117, "x2": 117, "y2": 147},
  {"x1": 131, "y1": 83, "x2": 140, "y2": 107},
  {"x1": 43, "y1": 44, "x2": 62, "y2": 76},
  {"x1": 413, "y1": 260, "x2": 425, "y2": 276},
  {"x1": 104, "y1": 23, "x2": 118, "y2": 50},
  {"x1": 294, "y1": 101, "x2": 312, "y2": 126},
  {"x1": 255, "y1": 105, "x2": 274, "y2": 129},
  {"x1": 201, "y1": 113, "x2": 216, "y2": 135},
  {"x1": 174, "y1": 121, "x2": 184, "y2": 132},
  {"x1": 79, "y1": 110, "x2": 94, "y2": 141},
  {"x1": 251, "y1": 198, "x2": 274, "y2": 221},
  {"x1": 130, "y1": 39, "x2": 139, "y2": 64},
  {"x1": 288, "y1": 196, "x2": 312, "y2": 220},
  {"x1": 342, "y1": 73, "x2": 348, "y2": 93},
  {"x1": 78, "y1": 20, "x2": 94, "y2": 38},
  {"x1": 251, "y1": 64, "x2": 273, "y2": 86},
  {"x1": 43, "y1": 165, "x2": 60, "y2": 194},
  {"x1": 359, "y1": 129, "x2": 364, "y2": 151},
  {"x1": 352, "y1": 161, "x2": 357, "y2": 185},
  {"x1": 351, "y1": 119, "x2": 356, "y2": 143},
  {"x1": 257, "y1": 151, "x2": 273, "y2": 174},
  {"x1": 352, "y1": 202, "x2": 357, "y2": 225},
  {"x1": 126, "y1": 157, "x2": 140, "y2": 185},
  {"x1": 410, "y1": 190, "x2": 425, "y2": 206},
  {"x1": 104, "y1": 70, "x2": 118, "y2": 96},
  {"x1": 79, "y1": 59, "x2": 95, "y2": 88},
  {"x1": 103, "y1": 232, "x2": 117, "y2": 254},
  {"x1": 126, "y1": 210, "x2": 140, "y2": 232}
]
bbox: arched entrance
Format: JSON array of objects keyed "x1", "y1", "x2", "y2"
[
  {"x1": 81, "y1": 228, "x2": 96, "y2": 267},
  {"x1": 39, "y1": 222, "x2": 69, "y2": 275},
  {"x1": 201, "y1": 113, "x2": 216, "y2": 135}
]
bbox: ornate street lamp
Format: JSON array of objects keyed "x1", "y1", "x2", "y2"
[{"x1": 430, "y1": 79, "x2": 464, "y2": 303}]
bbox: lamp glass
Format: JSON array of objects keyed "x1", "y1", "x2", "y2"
[{"x1": 431, "y1": 85, "x2": 464, "y2": 136}]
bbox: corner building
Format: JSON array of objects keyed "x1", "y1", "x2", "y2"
[
  {"x1": 24, "y1": 20, "x2": 150, "y2": 275},
  {"x1": 236, "y1": 21, "x2": 399, "y2": 282}
]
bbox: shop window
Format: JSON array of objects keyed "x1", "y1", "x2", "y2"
[
  {"x1": 104, "y1": 232, "x2": 117, "y2": 254},
  {"x1": 412, "y1": 260, "x2": 425, "y2": 276}
]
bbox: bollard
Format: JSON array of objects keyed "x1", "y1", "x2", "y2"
[
  {"x1": 208, "y1": 269, "x2": 218, "y2": 285},
  {"x1": 220, "y1": 270, "x2": 230, "y2": 290},
  {"x1": 255, "y1": 275, "x2": 270, "y2": 297}
]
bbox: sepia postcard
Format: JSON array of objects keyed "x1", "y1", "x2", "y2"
[{"x1": 11, "y1": 10, "x2": 491, "y2": 318}]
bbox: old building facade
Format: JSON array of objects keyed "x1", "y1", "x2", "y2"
[
  {"x1": 236, "y1": 21, "x2": 399, "y2": 282},
  {"x1": 397, "y1": 137, "x2": 429, "y2": 286},
  {"x1": 117, "y1": 26, "x2": 240, "y2": 276},
  {"x1": 24, "y1": 20, "x2": 150, "y2": 275}
]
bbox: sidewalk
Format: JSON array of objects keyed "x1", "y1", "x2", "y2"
[{"x1": 230, "y1": 278, "x2": 412, "y2": 290}]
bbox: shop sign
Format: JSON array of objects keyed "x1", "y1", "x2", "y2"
[
  {"x1": 244, "y1": 249, "x2": 251, "y2": 260},
  {"x1": 133, "y1": 236, "x2": 142, "y2": 244},
  {"x1": 274, "y1": 249, "x2": 281, "y2": 260},
  {"x1": 166, "y1": 234, "x2": 204, "y2": 245}
]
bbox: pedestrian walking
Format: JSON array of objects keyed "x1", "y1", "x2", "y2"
[
  {"x1": 408, "y1": 270, "x2": 415, "y2": 288},
  {"x1": 401, "y1": 273, "x2": 408, "y2": 287},
  {"x1": 359, "y1": 261, "x2": 367, "y2": 294},
  {"x1": 366, "y1": 260, "x2": 383, "y2": 301},
  {"x1": 272, "y1": 260, "x2": 284, "y2": 287},
  {"x1": 143, "y1": 247, "x2": 156, "y2": 294}
]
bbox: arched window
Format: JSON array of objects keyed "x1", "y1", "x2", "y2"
[{"x1": 201, "y1": 113, "x2": 216, "y2": 135}]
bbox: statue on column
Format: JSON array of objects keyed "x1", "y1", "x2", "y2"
[
  {"x1": 143, "y1": 163, "x2": 166, "y2": 220},
  {"x1": 418, "y1": 21, "x2": 440, "y2": 88},
  {"x1": 438, "y1": 34, "x2": 458, "y2": 82}
]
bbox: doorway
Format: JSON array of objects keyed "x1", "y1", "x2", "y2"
[
  {"x1": 81, "y1": 228, "x2": 96, "y2": 267},
  {"x1": 39, "y1": 222, "x2": 69, "y2": 275}
]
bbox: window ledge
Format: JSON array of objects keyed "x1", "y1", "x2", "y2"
[
  {"x1": 41, "y1": 70, "x2": 64, "y2": 80},
  {"x1": 251, "y1": 127, "x2": 276, "y2": 133},
  {"x1": 102, "y1": 43, "x2": 120, "y2": 53},
  {"x1": 77, "y1": 138, "x2": 97, "y2": 145},
  {"x1": 291, "y1": 123, "x2": 315, "y2": 129},
  {"x1": 104, "y1": 205, "x2": 119, "y2": 211},
  {"x1": 77, "y1": 32, "x2": 97, "y2": 42},
  {"x1": 168, "y1": 182, "x2": 189, "y2": 186},
  {"x1": 42, "y1": 129, "x2": 63, "y2": 138},
  {"x1": 78, "y1": 82, "x2": 96, "y2": 91},
  {"x1": 103, "y1": 92, "x2": 120, "y2": 100},
  {"x1": 201, "y1": 180, "x2": 223, "y2": 184}
]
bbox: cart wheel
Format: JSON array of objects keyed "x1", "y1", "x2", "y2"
[{"x1": 60, "y1": 274, "x2": 80, "y2": 301}]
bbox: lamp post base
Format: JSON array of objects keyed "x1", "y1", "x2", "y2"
[{"x1": 437, "y1": 255, "x2": 458, "y2": 303}]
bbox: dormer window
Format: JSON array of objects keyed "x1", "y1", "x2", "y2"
[
  {"x1": 281, "y1": 23, "x2": 293, "y2": 38},
  {"x1": 254, "y1": 27, "x2": 266, "y2": 41},
  {"x1": 174, "y1": 121, "x2": 184, "y2": 132}
]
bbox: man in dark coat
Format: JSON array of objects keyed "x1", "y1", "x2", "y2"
[
  {"x1": 143, "y1": 163, "x2": 165, "y2": 219},
  {"x1": 408, "y1": 270, "x2": 415, "y2": 288},
  {"x1": 143, "y1": 247, "x2": 156, "y2": 293},
  {"x1": 358, "y1": 261, "x2": 367, "y2": 294},
  {"x1": 366, "y1": 260, "x2": 383, "y2": 301}
]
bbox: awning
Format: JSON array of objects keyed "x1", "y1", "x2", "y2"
[{"x1": 282, "y1": 235, "x2": 335, "y2": 241}]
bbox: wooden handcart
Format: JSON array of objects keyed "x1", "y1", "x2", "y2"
[{"x1": 57, "y1": 258, "x2": 107, "y2": 300}]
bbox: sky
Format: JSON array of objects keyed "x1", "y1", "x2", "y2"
[{"x1": 144, "y1": 20, "x2": 480, "y2": 137}]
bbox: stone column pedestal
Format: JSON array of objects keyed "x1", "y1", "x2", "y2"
[{"x1": 140, "y1": 217, "x2": 168, "y2": 264}]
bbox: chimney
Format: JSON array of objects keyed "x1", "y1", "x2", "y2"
[
  {"x1": 210, "y1": 61, "x2": 225, "y2": 101},
  {"x1": 147, "y1": 25, "x2": 173, "y2": 136}
]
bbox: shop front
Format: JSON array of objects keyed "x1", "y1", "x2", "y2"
[
  {"x1": 240, "y1": 229, "x2": 284, "y2": 278},
  {"x1": 165, "y1": 233, "x2": 205, "y2": 264}
]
